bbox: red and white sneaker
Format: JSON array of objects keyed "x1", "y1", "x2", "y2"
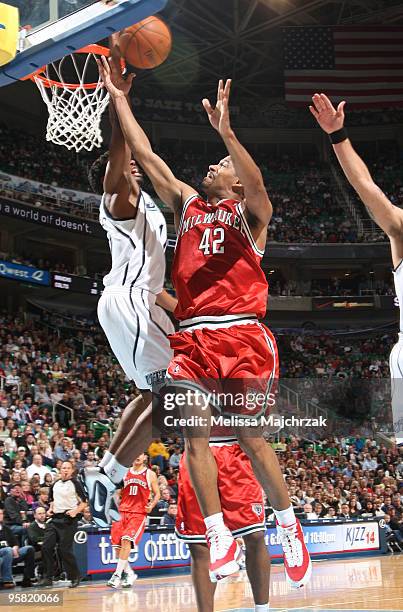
[
  {"x1": 206, "y1": 526, "x2": 241, "y2": 582},
  {"x1": 277, "y1": 519, "x2": 312, "y2": 588}
]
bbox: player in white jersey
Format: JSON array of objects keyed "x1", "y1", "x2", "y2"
[
  {"x1": 311, "y1": 93, "x2": 403, "y2": 446},
  {"x1": 83, "y1": 36, "x2": 176, "y2": 526}
]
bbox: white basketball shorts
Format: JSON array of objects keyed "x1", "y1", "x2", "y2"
[{"x1": 98, "y1": 286, "x2": 174, "y2": 390}]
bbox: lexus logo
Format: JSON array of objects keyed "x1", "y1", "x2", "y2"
[
  {"x1": 74, "y1": 530, "x2": 88, "y2": 544},
  {"x1": 378, "y1": 519, "x2": 386, "y2": 529}
]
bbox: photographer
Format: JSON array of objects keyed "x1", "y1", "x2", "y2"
[{"x1": 38, "y1": 461, "x2": 86, "y2": 589}]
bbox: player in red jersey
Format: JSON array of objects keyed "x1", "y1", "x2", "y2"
[
  {"x1": 99, "y1": 59, "x2": 311, "y2": 589},
  {"x1": 108, "y1": 453, "x2": 160, "y2": 589},
  {"x1": 177, "y1": 438, "x2": 271, "y2": 611}
]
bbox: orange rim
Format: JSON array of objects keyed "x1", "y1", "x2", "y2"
[{"x1": 24, "y1": 44, "x2": 124, "y2": 90}]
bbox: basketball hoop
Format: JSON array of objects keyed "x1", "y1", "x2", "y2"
[{"x1": 27, "y1": 45, "x2": 121, "y2": 153}]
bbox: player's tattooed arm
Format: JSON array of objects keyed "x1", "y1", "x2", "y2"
[
  {"x1": 203, "y1": 79, "x2": 272, "y2": 227},
  {"x1": 98, "y1": 56, "x2": 194, "y2": 216}
]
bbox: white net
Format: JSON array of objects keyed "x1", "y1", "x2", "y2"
[{"x1": 33, "y1": 49, "x2": 110, "y2": 153}]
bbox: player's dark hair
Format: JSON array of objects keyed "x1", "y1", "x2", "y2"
[{"x1": 88, "y1": 151, "x2": 109, "y2": 194}]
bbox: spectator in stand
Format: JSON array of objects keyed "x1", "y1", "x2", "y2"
[
  {"x1": 14, "y1": 447, "x2": 28, "y2": 468},
  {"x1": 362, "y1": 453, "x2": 378, "y2": 471},
  {"x1": 77, "y1": 507, "x2": 93, "y2": 526},
  {"x1": 361, "y1": 501, "x2": 376, "y2": 518},
  {"x1": 53, "y1": 438, "x2": 73, "y2": 462},
  {"x1": 34, "y1": 385, "x2": 52, "y2": 409},
  {"x1": 338, "y1": 503, "x2": 352, "y2": 519},
  {"x1": 324, "y1": 507, "x2": 337, "y2": 519},
  {"x1": 34, "y1": 487, "x2": 50, "y2": 512},
  {"x1": 161, "y1": 502, "x2": 178, "y2": 527},
  {"x1": 4, "y1": 484, "x2": 31, "y2": 543},
  {"x1": 148, "y1": 439, "x2": 169, "y2": 471},
  {"x1": 27, "y1": 507, "x2": 47, "y2": 549},
  {"x1": 26, "y1": 454, "x2": 51, "y2": 484},
  {"x1": 20, "y1": 481, "x2": 35, "y2": 508},
  {"x1": 0, "y1": 442, "x2": 11, "y2": 469},
  {"x1": 83, "y1": 451, "x2": 98, "y2": 468},
  {"x1": 303, "y1": 503, "x2": 318, "y2": 520},
  {"x1": 0, "y1": 508, "x2": 35, "y2": 588},
  {"x1": 169, "y1": 445, "x2": 182, "y2": 470}
]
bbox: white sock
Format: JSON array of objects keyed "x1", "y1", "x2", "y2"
[
  {"x1": 204, "y1": 512, "x2": 225, "y2": 531},
  {"x1": 99, "y1": 450, "x2": 113, "y2": 468},
  {"x1": 274, "y1": 505, "x2": 296, "y2": 527},
  {"x1": 115, "y1": 558, "x2": 127, "y2": 577},
  {"x1": 255, "y1": 604, "x2": 269, "y2": 611},
  {"x1": 104, "y1": 457, "x2": 129, "y2": 484},
  {"x1": 126, "y1": 561, "x2": 134, "y2": 575}
]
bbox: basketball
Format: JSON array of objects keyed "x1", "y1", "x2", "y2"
[{"x1": 119, "y1": 16, "x2": 172, "y2": 70}]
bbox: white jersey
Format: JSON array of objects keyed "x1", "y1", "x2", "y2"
[
  {"x1": 100, "y1": 190, "x2": 167, "y2": 293},
  {"x1": 393, "y1": 260, "x2": 403, "y2": 333}
]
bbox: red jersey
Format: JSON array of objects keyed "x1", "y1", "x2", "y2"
[
  {"x1": 119, "y1": 467, "x2": 151, "y2": 514},
  {"x1": 172, "y1": 195, "x2": 268, "y2": 320}
]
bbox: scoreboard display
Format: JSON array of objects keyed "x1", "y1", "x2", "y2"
[{"x1": 52, "y1": 273, "x2": 102, "y2": 296}]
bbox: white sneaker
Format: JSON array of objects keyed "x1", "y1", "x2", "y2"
[
  {"x1": 121, "y1": 570, "x2": 137, "y2": 588},
  {"x1": 206, "y1": 526, "x2": 241, "y2": 582},
  {"x1": 107, "y1": 572, "x2": 121, "y2": 589},
  {"x1": 80, "y1": 467, "x2": 116, "y2": 528},
  {"x1": 277, "y1": 519, "x2": 312, "y2": 588}
]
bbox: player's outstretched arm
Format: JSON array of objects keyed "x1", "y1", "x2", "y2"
[
  {"x1": 310, "y1": 93, "x2": 403, "y2": 242},
  {"x1": 98, "y1": 57, "x2": 194, "y2": 214},
  {"x1": 203, "y1": 79, "x2": 272, "y2": 227},
  {"x1": 103, "y1": 34, "x2": 131, "y2": 196}
]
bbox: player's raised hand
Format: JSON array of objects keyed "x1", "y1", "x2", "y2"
[
  {"x1": 202, "y1": 79, "x2": 232, "y2": 137},
  {"x1": 97, "y1": 55, "x2": 134, "y2": 98},
  {"x1": 309, "y1": 93, "x2": 346, "y2": 134},
  {"x1": 108, "y1": 34, "x2": 134, "y2": 96}
]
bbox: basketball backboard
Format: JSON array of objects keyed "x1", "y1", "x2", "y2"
[{"x1": 0, "y1": 0, "x2": 167, "y2": 86}]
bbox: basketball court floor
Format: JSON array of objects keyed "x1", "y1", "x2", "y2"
[{"x1": 5, "y1": 556, "x2": 402, "y2": 612}]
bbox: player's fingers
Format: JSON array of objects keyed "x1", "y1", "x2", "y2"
[
  {"x1": 96, "y1": 58, "x2": 105, "y2": 78},
  {"x1": 311, "y1": 94, "x2": 322, "y2": 113},
  {"x1": 337, "y1": 100, "x2": 346, "y2": 116},
  {"x1": 315, "y1": 94, "x2": 326, "y2": 112},
  {"x1": 320, "y1": 93, "x2": 334, "y2": 111},
  {"x1": 202, "y1": 98, "x2": 213, "y2": 114},
  {"x1": 224, "y1": 78, "x2": 232, "y2": 99},
  {"x1": 217, "y1": 79, "x2": 223, "y2": 101},
  {"x1": 309, "y1": 105, "x2": 319, "y2": 120}
]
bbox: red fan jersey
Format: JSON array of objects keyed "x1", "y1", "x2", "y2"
[
  {"x1": 172, "y1": 195, "x2": 268, "y2": 320},
  {"x1": 119, "y1": 467, "x2": 151, "y2": 514}
]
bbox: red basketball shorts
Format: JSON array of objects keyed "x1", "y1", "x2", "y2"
[
  {"x1": 175, "y1": 443, "x2": 265, "y2": 543},
  {"x1": 166, "y1": 317, "x2": 279, "y2": 417},
  {"x1": 110, "y1": 512, "x2": 147, "y2": 547}
]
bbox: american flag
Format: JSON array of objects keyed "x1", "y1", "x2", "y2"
[{"x1": 284, "y1": 26, "x2": 403, "y2": 108}]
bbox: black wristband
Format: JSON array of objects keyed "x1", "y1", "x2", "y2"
[{"x1": 329, "y1": 127, "x2": 348, "y2": 144}]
